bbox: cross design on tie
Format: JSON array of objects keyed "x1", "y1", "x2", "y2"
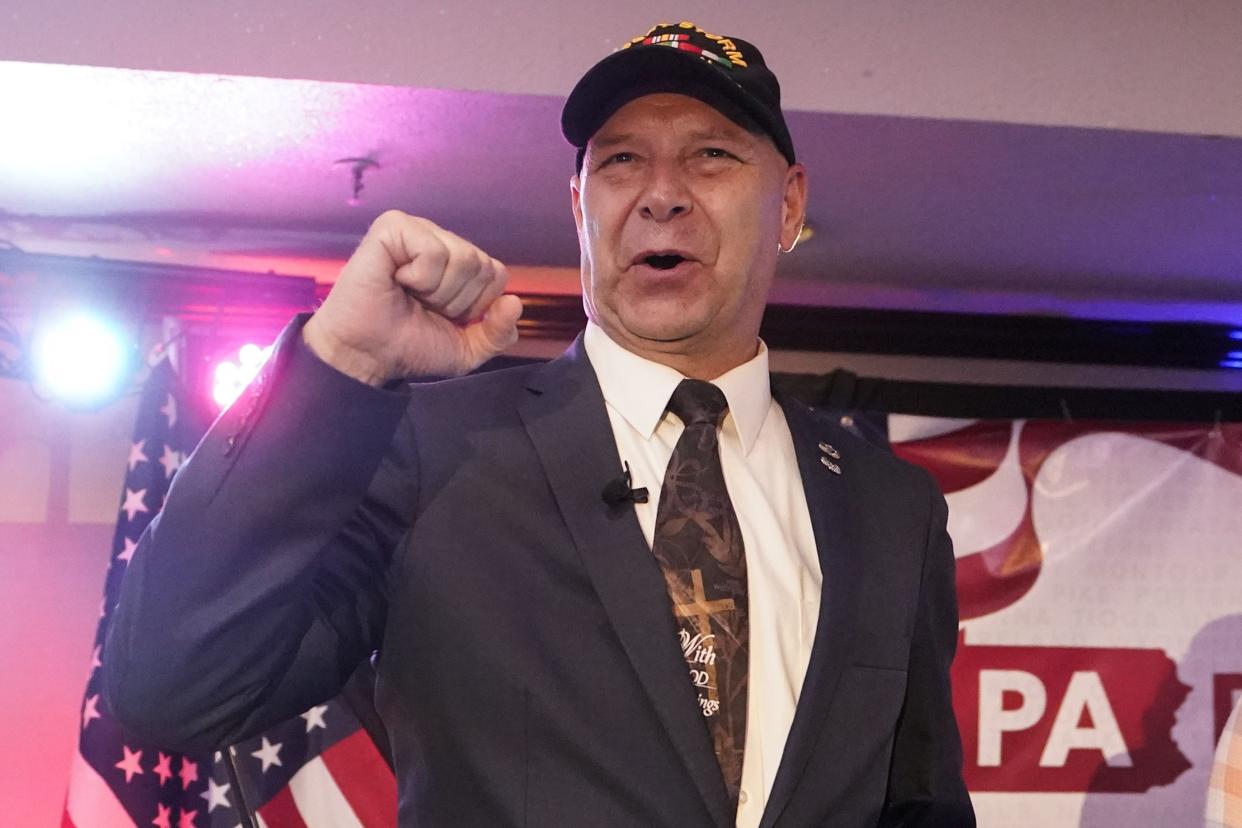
[
  {"x1": 650, "y1": 379, "x2": 749, "y2": 805},
  {"x1": 672, "y1": 570, "x2": 736, "y2": 708},
  {"x1": 673, "y1": 570, "x2": 737, "y2": 623}
]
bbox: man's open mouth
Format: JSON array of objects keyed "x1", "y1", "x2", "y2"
[{"x1": 642, "y1": 254, "x2": 688, "y2": 270}]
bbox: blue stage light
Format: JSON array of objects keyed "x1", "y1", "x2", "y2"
[
  {"x1": 1230, "y1": 330, "x2": 1242, "y2": 341},
  {"x1": 30, "y1": 312, "x2": 135, "y2": 407},
  {"x1": 1220, "y1": 359, "x2": 1242, "y2": 370}
]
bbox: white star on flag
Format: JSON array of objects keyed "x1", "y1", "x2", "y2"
[
  {"x1": 122, "y1": 488, "x2": 149, "y2": 521},
  {"x1": 153, "y1": 751, "x2": 174, "y2": 785},
  {"x1": 127, "y1": 439, "x2": 148, "y2": 471},
  {"x1": 302, "y1": 704, "x2": 329, "y2": 732},
  {"x1": 200, "y1": 777, "x2": 232, "y2": 812},
  {"x1": 82, "y1": 694, "x2": 102, "y2": 729},
  {"x1": 116, "y1": 745, "x2": 145, "y2": 783},
  {"x1": 118, "y1": 537, "x2": 138, "y2": 564},
  {"x1": 90, "y1": 645, "x2": 102, "y2": 672},
  {"x1": 251, "y1": 736, "x2": 284, "y2": 772},
  {"x1": 152, "y1": 803, "x2": 172, "y2": 828},
  {"x1": 159, "y1": 445, "x2": 182, "y2": 479},
  {"x1": 178, "y1": 757, "x2": 199, "y2": 788},
  {"x1": 160, "y1": 394, "x2": 177, "y2": 427}
]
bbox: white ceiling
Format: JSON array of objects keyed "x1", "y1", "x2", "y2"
[
  {"x1": 1, "y1": 2, "x2": 1240, "y2": 324},
  {"x1": 6, "y1": 0, "x2": 1242, "y2": 137}
]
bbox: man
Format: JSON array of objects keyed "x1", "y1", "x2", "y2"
[{"x1": 106, "y1": 21, "x2": 974, "y2": 827}]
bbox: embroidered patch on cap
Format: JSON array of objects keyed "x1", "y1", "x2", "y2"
[{"x1": 619, "y1": 21, "x2": 750, "y2": 70}]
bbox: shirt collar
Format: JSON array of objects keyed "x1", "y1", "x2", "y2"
[{"x1": 583, "y1": 321, "x2": 772, "y2": 455}]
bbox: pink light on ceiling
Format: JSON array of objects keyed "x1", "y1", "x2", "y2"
[{"x1": 0, "y1": 60, "x2": 362, "y2": 212}]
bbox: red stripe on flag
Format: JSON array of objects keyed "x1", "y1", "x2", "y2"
[
  {"x1": 318, "y1": 730, "x2": 398, "y2": 828},
  {"x1": 258, "y1": 784, "x2": 310, "y2": 828}
]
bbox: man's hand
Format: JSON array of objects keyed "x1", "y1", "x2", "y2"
[{"x1": 303, "y1": 211, "x2": 523, "y2": 385}]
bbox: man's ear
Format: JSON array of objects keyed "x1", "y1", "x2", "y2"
[
  {"x1": 779, "y1": 163, "x2": 809, "y2": 251},
  {"x1": 570, "y1": 174, "x2": 584, "y2": 238}
]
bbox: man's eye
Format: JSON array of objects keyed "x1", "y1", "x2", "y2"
[
  {"x1": 701, "y1": 147, "x2": 737, "y2": 160},
  {"x1": 601, "y1": 152, "x2": 635, "y2": 167}
]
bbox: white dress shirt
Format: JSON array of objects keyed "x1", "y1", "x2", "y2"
[{"x1": 583, "y1": 322, "x2": 822, "y2": 827}]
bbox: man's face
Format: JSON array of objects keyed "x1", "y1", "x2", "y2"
[{"x1": 571, "y1": 93, "x2": 806, "y2": 377}]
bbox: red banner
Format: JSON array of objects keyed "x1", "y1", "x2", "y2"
[{"x1": 952, "y1": 637, "x2": 1189, "y2": 792}]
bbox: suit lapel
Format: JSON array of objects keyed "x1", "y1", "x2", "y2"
[
  {"x1": 760, "y1": 395, "x2": 869, "y2": 828},
  {"x1": 518, "y1": 338, "x2": 733, "y2": 828}
]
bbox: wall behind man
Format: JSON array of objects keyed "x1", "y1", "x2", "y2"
[
  {"x1": 0, "y1": 379, "x2": 135, "y2": 825},
  {"x1": 509, "y1": 336, "x2": 1242, "y2": 393}
]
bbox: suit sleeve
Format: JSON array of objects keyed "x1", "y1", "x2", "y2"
[
  {"x1": 103, "y1": 316, "x2": 416, "y2": 754},
  {"x1": 879, "y1": 474, "x2": 976, "y2": 827}
]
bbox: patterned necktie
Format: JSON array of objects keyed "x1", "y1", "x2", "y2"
[{"x1": 651, "y1": 379, "x2": 749, "y2": 804}]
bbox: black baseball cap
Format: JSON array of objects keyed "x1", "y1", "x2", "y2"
[{"x1": 562, "y1": 21, "x2": 796, "y2": 169}]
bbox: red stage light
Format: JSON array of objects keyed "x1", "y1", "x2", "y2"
[{"x1": 211, "y1": 342, "x2": 272, "y2": 410}]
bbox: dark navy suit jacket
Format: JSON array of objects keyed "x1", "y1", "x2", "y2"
[{"x1": 105, "y1": 319, "x2": 974, "y2": 827}]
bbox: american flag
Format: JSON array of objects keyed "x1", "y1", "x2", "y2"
[{"x1": 64, "y1": 355, "x2": 396, "y2": 828}]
